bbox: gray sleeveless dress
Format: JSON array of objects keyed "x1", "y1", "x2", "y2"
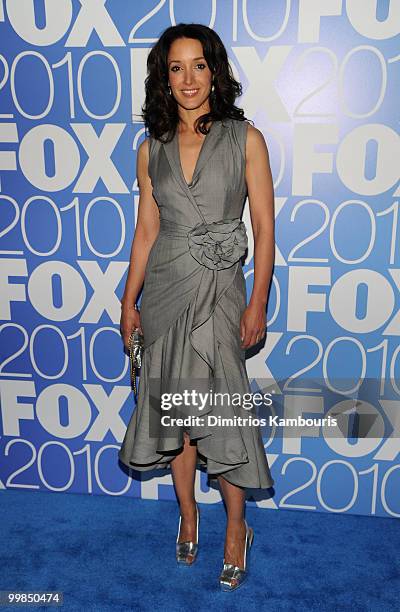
[{"x1": 118, "y1": 117, "x2": 274, "y2": 489}]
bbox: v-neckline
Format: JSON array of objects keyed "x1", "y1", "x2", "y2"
[{"x1": 176, "y1": 122, "x2": 213, "y2": 187}]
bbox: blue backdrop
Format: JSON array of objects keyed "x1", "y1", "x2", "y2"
[{"x1": 0, "y1": 0, "x2": 399, "y2": 519}]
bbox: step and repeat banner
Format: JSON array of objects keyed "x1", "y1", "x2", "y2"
[{"x1": 0, "y1": 1, "x2": 399, "y2": 518}]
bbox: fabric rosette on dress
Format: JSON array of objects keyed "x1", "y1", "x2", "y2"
[{"x1": 187, "y1": 218, "x2": 248, "y2": 270}]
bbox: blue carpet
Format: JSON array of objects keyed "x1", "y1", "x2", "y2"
[{"x1": 1, "y1": 489, "x2": 399, "y2": 611}]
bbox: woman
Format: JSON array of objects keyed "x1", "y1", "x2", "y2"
[{"x1": 119, "y1": 23, "x2": 275, "y2": 591}]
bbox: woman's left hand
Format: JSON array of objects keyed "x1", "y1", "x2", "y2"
[{"x1": 240, "y1": 302, "x2": 267, "y2": 349}]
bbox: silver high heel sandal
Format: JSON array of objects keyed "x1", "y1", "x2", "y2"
[
  {"x1": 176, "y1": 502, "x2": 199, "y2": 565},
  {"x1": 219, "y1": 519, "x2": 254, "y2": 591}
]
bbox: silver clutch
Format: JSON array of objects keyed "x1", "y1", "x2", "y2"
[{"x1": 128, "y1": 328, "x2": 144, "y2": 398}]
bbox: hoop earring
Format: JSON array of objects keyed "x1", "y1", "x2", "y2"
[{"x1": 168, "y1": 84, "x2": 172, "y2": 95}]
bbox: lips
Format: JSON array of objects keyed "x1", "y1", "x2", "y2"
[{"x1": 181, "y1": 89, "x2": 199, "y2": 97}]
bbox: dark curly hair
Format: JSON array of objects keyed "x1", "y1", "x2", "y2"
[{"x1": 139, "y1": 23, "x2": 251, "y2": 142}]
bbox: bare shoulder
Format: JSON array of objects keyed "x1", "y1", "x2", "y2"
[
  {"x1": 137, "y1": 137, "x2": 151, "y2": 168},
  {"x1": 245, "y1": 122, "x2": 269, "y2": 161},
  {"x1": 136, "y1": 138, "x2": 151, "y2": 186},
  {"x1": 137, "y1": 137, "x2": 150, "y2": 159},
  {"x1": 246, "y1": 122, "x2": 267, "y2": 146}
]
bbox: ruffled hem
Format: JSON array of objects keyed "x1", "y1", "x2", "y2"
[{"x1": 118, "y1": 297, "x2": 274, "y2": 490}]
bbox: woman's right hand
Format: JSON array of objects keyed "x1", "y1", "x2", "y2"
[{"x1": 120, "y1": 304, "x2": 143, "y2": 351}]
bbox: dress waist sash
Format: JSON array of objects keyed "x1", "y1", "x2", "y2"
[{"x1": 159, "y1": 216, "x2": 248, "y2": 271}]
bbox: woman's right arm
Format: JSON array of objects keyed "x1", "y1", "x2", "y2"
[{"x1": 120, "y1": 138, "x2": 160, "y2": 348}]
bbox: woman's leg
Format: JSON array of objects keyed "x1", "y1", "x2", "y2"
[
  {"x1": 171, "y1": 432, "x2": 198, "y2": 542},
  {"x1": 217, "y1": 475, "x2": 247, "y2": 568}
]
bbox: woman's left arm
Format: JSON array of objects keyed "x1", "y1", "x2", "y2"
[{"x1": 240, "y1": 124, "x2": 275, "y2": 349}]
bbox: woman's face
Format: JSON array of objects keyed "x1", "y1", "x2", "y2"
[{"x1": 167, "y1": 37, "x2": 213, "y2": 111}]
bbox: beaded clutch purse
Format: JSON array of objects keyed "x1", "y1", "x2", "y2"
[{"x1": 128, "y1": 327, "x2": 144, "y2": 398}]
